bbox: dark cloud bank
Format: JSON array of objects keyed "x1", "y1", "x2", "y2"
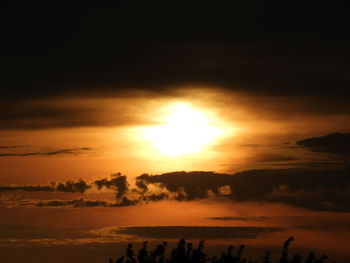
[
  {"x1": 1, "y1": 134, "x2": 349, "y2": 211},
  {"x1": 136, "y1": 169, "x2": 350, "y2": 212},
  {"x1": 297, "y1": 133, "x2": 350, "y2": 158},
  {"x1": 1, "y1": 3, "x2": 350, "y2": 130},
  {"x1": 115, "y1": 226, "x2": 282, "y2": 240},
  {"x1": 0, "y1": 225, "x2": 282, "y2": 241},
  {"x1": 0, "y1": 173, "x2": 127, "y2": 195},
  {"x1": 2, "y1": 169, "x2": 349, "y2": 212},
  {"x1": 2, "y1": 3, "x2": 349, "y2": 98},
  {"x1": 0, "y1": 179, "x2": 89, "y2": 193},
  {"x1": 33, "y1": 198, "x2": 137, "y2": 208}
]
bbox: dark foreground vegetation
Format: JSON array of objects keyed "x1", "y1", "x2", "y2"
[{"x1": 108, "y1": 237, "x2": 337, "y2": 263}]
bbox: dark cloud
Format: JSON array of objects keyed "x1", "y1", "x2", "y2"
[
  {"x1": 35, "y1": 198, "x2": 110, "y2": 208},
  {"x1": 250, "y1": 153, "x2": 300, "y2": 163},
  {"x1": 0, "y1": 179, "x2": 90, "y2": 194},
  {"x1": 94, "y1": 173, "x2": 129, "y2": 198},
  {"x1": 208, "y1": 216, "x2": 269, "y2": 221},
  {"x1": 0, "y1": 175, "x2": 132, "y2": 205},
  {"x1": 0, "y1": 145, "x2": 27, "y2": 149},
  {"x1": 247, "y1": 161, "x2": 346, "y2": 170},
  {"x1": 0, "y1": 225, "x2": 54, "y2": 239},
  {"x1": 228, "y1": 169, "x2": 349, "y2": 202},
  {"x1": 2, "y1": 166, "x2": 350, "y2": 211},
  {"x1": 0, "y1": 147, "x2": 92, "y2": 157},
  {"x1": 142, "y1": 193, "x2": 169, "y2": 202},
  {"x1": 0, "y1": 101, "x2": 153, "y2": 129},
  {"x1": 136, "y1": 171, "x2": 230, "y2": 200},
  {"x1": 26, "y1": 197, "x2": 139, "y2": 208},
  {"x1": 135, "y1": 176, "x2": 149, "y2": 193},
  {"x1": 136, "y1": 169, "x2": 350, "y2": 211},
  {"x1": 0, "y1": 174, "x2": 137, "y2": 207},
  {"x1": 56, "y1": 179, "x2": 90, "y2": 194},
  {"x1": 114, "y1": 226, "x2": 283, "y2": 239},
  {"x1": 0, "y1": 3, "x2": 349, "y2": 130},
  {"x1": 113, "y1": 196, "x2": 139, "y2": 207},
  {"x1": 1, "y1": 4, "x2": 349, "y2": 100},
  {"x1": 0, "y1": 185, "x2": 54, "y2": 192},
  {"x1": 297, "y1": 133, "x2": 350, "y2": 158}
]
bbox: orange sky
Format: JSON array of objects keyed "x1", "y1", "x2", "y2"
[{"x1": 1, "y1": 87, "x2": 349, "y2": 184}]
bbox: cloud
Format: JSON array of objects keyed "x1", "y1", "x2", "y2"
[
  {"x1": 250, "y1": 153, "x2": 300, "y2": 163},
  {"x1": 113, "y1": 226, "x2": 283, "y2": 239},
  {"x1": 208, "y1": 216, "x2": 269, "y2": 221},
  {"x1": 136, "y1": 171, "x2": 231, "y2": 201},
  {"x1": 34, "y1": 199, "x2": 111, "y2": 208},
  {"x1": 142, "y1": 193, "x2": 169, "y2": 202},
  {"x1": 135, "y1": 169, "x2": 350, "y2": 211},
  {"x1": 56, "y1": 179, "x2": 90, "y2": 194},
  {"x1": 0, "y1": 179, "x2": 90, "y2": 193},
  {"x1": 0, "y1": 100, "x2": 156, "y2": 130},
  {"x1": 2, "y1": 167, "x2": 350, "y2": 211},
  {"x1": 94, "y1": 173, "x2": 129, "y2": 198},
  {"x1": 0, "y1": 2, "x2": 349, "y2": 131},
  {"x1": 135, "y1": 176, "x2": 148, "y2": 192},
  {"x1": 114, "y1": 196, "x2": 139, "y2": 207},
  {"x1": 0, "y1": 145, "x2": 28, "y2": 149},
  {"x1": 2, "y1": 34, "x2": 349, "y2": 104},
  {"x1": 297, "y1": 133, "x2": 350, "y2": 157},
  {"x1": 0, "y1": 185, "x2": 54, "y2": 192},
  {"x1": 0, "y1": 147, "x2": 92, "y2": 157},
  {"x1": 0, "y1": 225, "x2": 54, "y2": 239},
  {"x1": 21, "y1": 197, "x2": 140, "y2": 208},
  {"x1": 0, "y1": 174, "x2": 129, "y2": 195}
]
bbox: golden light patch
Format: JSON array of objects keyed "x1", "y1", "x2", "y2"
[{"x1": 143, "y1": 102, "x2": 223, "y2": 156}]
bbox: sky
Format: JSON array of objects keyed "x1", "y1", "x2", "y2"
[{"x1": 1, "y1": 2, "x2": 350, "y2": 263}]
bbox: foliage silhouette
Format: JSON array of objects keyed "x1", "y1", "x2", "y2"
[{"x1": 108, "y1": 237, "x2": 338, "y2": 263}]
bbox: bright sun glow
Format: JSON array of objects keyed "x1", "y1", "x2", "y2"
[{"x1": 144, "y1": 103, "x2": 223, "y2": 156}]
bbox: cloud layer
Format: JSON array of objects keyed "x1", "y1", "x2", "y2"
[
  {"x1": 1, "y1": 4, "x2": 350, "y2": 130},
  {"x1": 0, "y1": 179, "x2": 90, "y2": 193},
  {"x1": 1, "y1": 132, "x2": 349, "y2": 212},
  {"x1": 1, "y1": 168, "x2": 349, "y2": 212},
  {"x1": 135, "y1": 168, "x2": 350, "y2": 211},
  {"x1": 0, "y1": 147, "x2": 92, "y2": 157},
  {"x1": 114, "y1": 226, "x2": 283, "y2": 240},
  {"x1": 297, "y1": 133, "x2": 350, "y2": 157}
]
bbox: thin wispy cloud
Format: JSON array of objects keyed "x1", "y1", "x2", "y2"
[
  {"x1": 0, "y1": 145, "x2": 28, "y2": 149},
  {"x1": 208, "y1": 216, "x2": 269, "y2": 221},
  {"x1": 113, "y1": 226, "x2": 284, "y2": 240},
  {"x1": 0, "y1": 147, "x2": 92, "y2": 157},
  {"x1": 0, "y1": 179, "x2": 90, "y2": 193}
]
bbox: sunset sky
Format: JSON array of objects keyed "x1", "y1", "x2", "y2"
[{"x1": 1, "y1": 2, "x2": 350, "y2": 263}]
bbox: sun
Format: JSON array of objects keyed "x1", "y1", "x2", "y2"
[{"x1": 143, "y1": 102, "x2": 223, "y2": 156}]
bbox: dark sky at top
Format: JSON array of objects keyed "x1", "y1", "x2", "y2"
[{"x1": 1, "y1": 1, "x2": 350, "y2": 103}]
